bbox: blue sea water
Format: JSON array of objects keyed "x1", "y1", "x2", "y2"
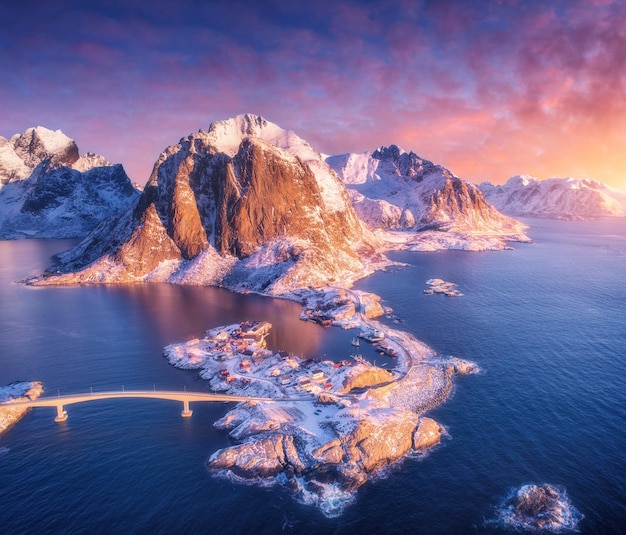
[{"x1": 0, "y1": 219, "x2": 625, "y2": 534}]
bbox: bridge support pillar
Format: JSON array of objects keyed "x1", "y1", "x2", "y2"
[
  {"x1": 54, "y1": 405, "x2": 68, "y2": 423},
  {"x1": 181, "y1": 400, "x2": 192, "y2": 418}
]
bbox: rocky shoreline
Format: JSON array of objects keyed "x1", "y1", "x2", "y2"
[
  {"x1": 0, "y1": 381, "x2": 44, "y2": 436},
  {"x1": 164, "y1": 286, "x2": 478, "y2": 516}
]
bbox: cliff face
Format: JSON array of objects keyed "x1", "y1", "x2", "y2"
[
  {"x1": 38, "y1": 115, "x2": 377, "y2": 294},
  {"x1": 326, "y1": 145, "x2": 529, "y2": 244},
  {"x1": 480, "y1": 175, "x2": 626, "y2": 220},
  {"x1": 0, "y1": 126, "x2": 140, "y2": 239}
]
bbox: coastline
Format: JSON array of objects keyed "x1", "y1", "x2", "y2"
[
  {"x1": 6, "y1": 236, "x2": 480, "y2": 517},
  {"x1": 0, "y1": 382, "x2": 44, "y2": 437},
  {"x1": 164, "y1": 284, "x2": 478, "y2": 516}
]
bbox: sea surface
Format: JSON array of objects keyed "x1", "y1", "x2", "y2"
[{"x1": 0, "y1": 219, "x2": 624, "y2": 534}]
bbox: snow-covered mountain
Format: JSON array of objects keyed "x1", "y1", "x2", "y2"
[
  {"x1": 326, "y1": 145, "x2": 529, "y2": 251},
  {"x1": 33, "y1": 115, "x2": 381, "y2": 294},
  {"x1": 479, "y1": 175, "x2": 626, "y2": 220},
  {"x1": 0, "y1": 126, "x2": 140, "y2": 238}
]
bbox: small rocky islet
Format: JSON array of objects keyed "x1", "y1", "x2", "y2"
[{"x1": 494, "y1": 483, "x2": 583, "y2": 532}]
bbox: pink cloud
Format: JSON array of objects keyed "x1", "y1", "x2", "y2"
[{"x1": 3, "y1": 0, "x2": 626, "y2": 190}]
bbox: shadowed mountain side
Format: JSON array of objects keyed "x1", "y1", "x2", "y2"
[{"x1": 0, "y1": 126, "x2": 140, "y2": 239}]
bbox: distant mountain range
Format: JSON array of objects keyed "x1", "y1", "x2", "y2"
[
  {"x1": 326, "y1": 145, "x2": 529, "y2": 250},
  {"x1": 0, "y1": 127, "x2": 140, "y2": 238},
  {"x1": 479, "y1": 175, "x2": 626, "y2": 220},
  {"x1": 28, "y1": 114, "x2": 530, "y2": 293}
]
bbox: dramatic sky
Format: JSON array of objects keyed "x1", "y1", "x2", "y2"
[{"x1": 2, "y1": 0, "x2": 625, "y2": 188}]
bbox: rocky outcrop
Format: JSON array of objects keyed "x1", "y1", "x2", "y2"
[
  {"x1": 413, "y1": 417, "x2": 444, "y2": 450},
  {"x1": 207, "y1": 394, "x2": 448, "y2": 517},
  {"x1": 33, "y1": 115, "x2": 379, "y2": 294},
  {"x1": 338, "y1": 411, "x2": 418, "y2": 473},
  {"x1": 0, "y1": 381, "x2": 44, "y2": 435},
  {"x1": 496, "y1": 483, "x2": 583, "y2": 532},
  {"x1": 0, "y1": 126, "x2": 140, "y2": 238},
  {"x1": 208, "y1": 405, "x2": 421, "y2": 489},
  {"x1": 209, "y1": 434, "x2": 305, "y2": 479},
  {"x1": 449, "y1": 357, "x2": 480, "y2": 375},
  {"x1": 339, "y1": 367, "x2": 393, "y2": 393},
  {"x1": 300, "y1": 288, "x2": 385, "y2": 326}
]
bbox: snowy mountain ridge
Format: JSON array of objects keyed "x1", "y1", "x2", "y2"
[
  {"x1": 479, "y1": 175, "x2": 626, "y2": 220},
  {"x1": 29, "y1": 114, "x2": 533, "y2": 292},
  {"x1": 0, "y1": 126, "x2": 140, "y2": 238},
  {"x1": 32, "y1": 115, "x2": 382, "y2": 294},
  {"x1": 326, "y1": 145, "x2": 530, "y2": 251}
]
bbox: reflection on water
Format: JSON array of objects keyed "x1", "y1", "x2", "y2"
[
  {"x1": 0, "y1": 240, "x2": 350, "y2": 394},
  {"x1": 114, "y1": 283, "x2": 328, "y2": 358},
  {"x1": 0, "y1": 239, "x2": 77, "y2": 278}
]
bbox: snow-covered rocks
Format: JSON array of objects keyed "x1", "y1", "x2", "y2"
[
  {"x1": 298, "y1": 286, "x2": 385, "y2": 328},
  {"x1": 327, "y1": 145, "x2": 530, "y2": 251},
  {"x1": 163, "y1": 297, "x2": 476, "y2": 517},
  {"x1": 0, "y1": 381, "x2": 44, "y2": 435},
  {"x1": 480, "y1": 175, "x2": 626, "y2": 220},
  {"x1": 0, "y1": 126, "x2": 140, "y2": 238}
]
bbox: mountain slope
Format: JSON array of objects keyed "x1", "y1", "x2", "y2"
[
  {"x1": 479, "y1": 175, "x2": 626, "y2": 220},
  {"x1": 0, "y1": 127, "x2": 140, "y2": 238},
  {"x1": 326, "y1": 146, "x2": 529, "y2": 251},
  {"x1": 34, "y1": 115, "x2": 381, "y2": 294}
]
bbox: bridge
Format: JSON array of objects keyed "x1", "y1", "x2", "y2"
[{"x1": 2, "y1": 390, "x2": 279, "y2": 422}]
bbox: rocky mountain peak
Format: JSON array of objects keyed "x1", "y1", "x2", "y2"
[
  {"x1": 372, "y1": 144, "x2": 405, "y2": 162},
  {"x1": 0, "y1": 126, "x2": 140, "y2": 239},
  {"x1": 327, "y1": 145, "x2": 529, "y2": 248},
  {"x1": 200, "y1": 114, "x2": 289, "y2": 157},
  {"x1": 39, "y1": 116, "x2": 377, "y2": 294},
  {"x1": 11, "y1": 126, "x2": 79, "y2": 169},
  {"x1": 371, "y1": 145, "x2": 437, "y2": 181}
]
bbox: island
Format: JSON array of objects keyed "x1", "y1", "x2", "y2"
[
  {"x1": 492, "y1": 483, "x2": 583, "y2": 532},
  {"x1": 164, "y1": 287, "x2": 478, "y2": 516},
  {"x1": 424, "y1": 278, "x2": 463, "y2": 297}
]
